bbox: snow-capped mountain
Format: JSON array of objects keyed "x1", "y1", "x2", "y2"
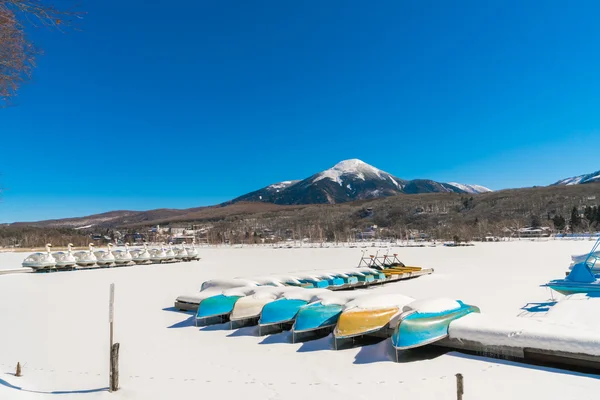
[
  {"x1": 446, "y1": 182, "x2": 493, "y2": 194},
  {"x1": 231, "y1": 159, "x2": 492, "y2": 205},
  {"x1": 552, "y1": 170, "x2": 600, "y2": 186}
]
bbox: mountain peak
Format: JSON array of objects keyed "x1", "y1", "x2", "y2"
[
  {"x1": 314, "y1": 159, "x2": 389, "y2": 186},
  {"x1": 230, "y1": 159, "x2": 491, "y2": 205}
]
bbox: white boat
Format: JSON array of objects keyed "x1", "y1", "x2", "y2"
[
  {"x1": 132, "y1": 243, "x2": 152, "y2": 265},
  {"x1": 230, "y1": 286, "x2": 290, "y2": 325},
  {"x1": 175, "y1": 278, "x2": 263, "y2": 310},
  {"x1": 185, "y1": 239, "x2": 199, "y2": 261},
  {"x1": 150, "y1": 243, "x2": 168, "y2": 263},
  {"x1": 94, "y1": 243, "x2": 116, "y2": 266},
  {"x1": 164, "y1": 242, "x2": 177, "y2": 262},
  {"x1": 113, "y1": 243, "x2": 133, "y2": 266},
  {"x1": 53, "y1": 243, "x2": 77, "y2": 269},
  {"x1": 22, "y1": 243, "x2": 57, "y2": 270},
  {"x1": 73, "y1": 243, "x2": 97, "y2": 267},
  {"x1": 175, "y1": 244, "x2": 189, "y2": 261}
]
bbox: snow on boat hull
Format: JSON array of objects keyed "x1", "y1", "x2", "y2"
[
  {"x1": 299, "y1": 279, "x2": 328, "y2": 288},
  {"x1": 259, "y1": 299, "x2": 308, "y2": 334},
  {"x1": 392, "y1": 299, "x2": 480, "y2": 352},
  {"x1": 195, "y1": 294, "x2": 242, "y2": 325},
  {"x1": 293, "y1": 302, "x2": 343, "y2": 333},
  {"x1": 229, "y1": 296, "x2": 273, "y2": 327},
  {"x1": 334, "y1": 307, "x2": 399, "y2": 340}
]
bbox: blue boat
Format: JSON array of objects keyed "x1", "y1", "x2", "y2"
[
  {"x1": 195, "y1": 286, "x2": 261, "y2": 326},
  {"x1": 195, "y1": 294, "x2": 241, "y2": 325},
  {"x1": 292, "y1": 292, "x2": 368, "y2": 339},
  {"x1": 391, "y1": 298, "x2": 480, "y2": 355},
  {"x1": 258, "y1": 288, "x2": 329, "y2": 335},
  {"x1": 543, "y1": 237, "x2": 600, "y2": 295},
  {"x1": 293, "y1": 302, "x2": 343, "y2": 332}
]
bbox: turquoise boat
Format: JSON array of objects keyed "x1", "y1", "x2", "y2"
[
  {"x1": 293, "y1": 302, "x2": 343, "y2": 333},
  {"x1": 258, "y1": 288, "x2": 329, "y2": 335},
  {"x1": 543, "y1": 237, "x2": 600, "y2": 295},
  {"x1": 391, "y1": 298, "x2": 479, "y2": 354},
  {"x1": 292, "y1": 291, "x2": 368, "y2": 341},
  {"x1": 259, "y1": 298, "x2": 308, "y2": 326},
  {"x1": 195, "y1": 286, "x2": 262, "y2": 326},
  {"x1": 195, "y1": 294, "x2": 241, "y2": 325}
]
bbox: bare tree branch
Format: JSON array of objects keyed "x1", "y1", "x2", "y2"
[{"x1": 0, "y1": 1, "x2": 83, "y2": 105}]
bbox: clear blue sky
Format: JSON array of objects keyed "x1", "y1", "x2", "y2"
[{"x1": 2, "y1": 0, "x2": 600, "y2": 223}]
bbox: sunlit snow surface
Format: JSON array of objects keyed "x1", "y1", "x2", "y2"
[{"x1": 0, "y1": 241, "x2": 599, "y2": 400}]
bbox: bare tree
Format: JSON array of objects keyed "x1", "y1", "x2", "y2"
[{"x1": 0, "y1": 0, "x2": 80, "y2": 105}]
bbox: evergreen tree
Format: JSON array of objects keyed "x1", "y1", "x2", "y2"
[
  {"x1": 530, "y1": 215, "x2": 542, "y2": 228},
  {"x1": 552, "y1": 215, "x2": 566, "y2": 231},
  {"x1": 570, "y1": 206, "x2": 581, "y2": 232}
]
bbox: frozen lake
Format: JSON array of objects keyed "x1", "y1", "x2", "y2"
[{"x1": 0, "y1": 240, "x2": 598, "y2": 399}]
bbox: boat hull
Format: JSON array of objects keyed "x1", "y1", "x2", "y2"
[
  {"x1": 230, "y1": 296, "x2": 274, "y2": 321},
  {"x1": 259, "y1": 298, "x2": 308, "y2": 326},
  {"x1": 392, "y1": 302, "x2": 480, "y2": 350},
  {"x1": 545, "y1": 283, "x2": 600, "y2": 295},
  {"x1": 196, "y1": 294, "x2": 242, "y2": 322},
  {"x1": 293, "y1": 302, "x2": 343, "y2": 333},
  {"x1": 334, "y1": 307, "x2": 399, "y2": 340}
]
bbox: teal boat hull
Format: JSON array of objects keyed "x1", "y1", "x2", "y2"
[
  {"x1": 259, "y1": 298, "x2": 308, "y2": 326},
  {"x1": 196, "y1": 294, "x2": 241, "y2": 321},
  {"x1": 391, "y1": 301, "x2": 480, "y2": 350},
  {"x1": 293, "y1": 302, "x2": 343, "y2": 333},
  {"x1": 326, "y1": 277, "x2": 345, "y2": 286},
  {"x1": 299, "y1": 279, "x2": 329, "y2": 288}
]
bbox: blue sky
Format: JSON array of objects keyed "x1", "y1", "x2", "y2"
[{"x1": 2, "y1": 0, "x2": 600, "y2": 222}]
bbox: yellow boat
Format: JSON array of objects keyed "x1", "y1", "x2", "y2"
[{"x1": 333, "y1": 293, "x2": 414, "y2": 349}]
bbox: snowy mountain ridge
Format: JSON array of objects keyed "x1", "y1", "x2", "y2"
[
  {"x1": 553, "y1": 170, "x2": 600, "y2": 186},
  {"x1": 231, "y1": 159, "x2": 492, "y2": 205}
]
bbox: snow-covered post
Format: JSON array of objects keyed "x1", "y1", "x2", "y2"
[{"x1": 456, "y1": 373, "x2": 464, "y2": 400}]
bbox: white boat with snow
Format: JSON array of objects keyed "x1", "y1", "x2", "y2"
[
  {"x1": 22, "y1": 244, "x2": 57, "y2": 270},
  {"x1": 53, "y1": 243, "x2": 77, "y2": 270},
  {"x1": 73, "y1": 243, "x2": 97, "y2": 267},
  {"x1": 113, "y1": 243, "x2": 134, "y2": 266},
  {"x1": 132, "y1": 243, "x2": 152, "y2": 265},
  {"x1": 94, "y1": 243, "x2": 116, "y2": 266}
]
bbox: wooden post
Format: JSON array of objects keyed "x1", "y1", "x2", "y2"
[
  {"x1": 109, "y1": 283, "x2": 115, "y2": 392},
  {"x1": 15, "y1": 362, "x2": 21, "y2": 377},
  {"x1": 110, "y1": 343, "x2": 119, "y2": 391},
  {"x1": 456, "y1": 373, "x2": 464, "y2": 400}
]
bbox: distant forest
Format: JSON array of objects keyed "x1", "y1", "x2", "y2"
[{"x1": 2, "y1": 183, "x2": 600, "y2": 248}]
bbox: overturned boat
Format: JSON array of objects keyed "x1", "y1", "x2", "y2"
[
  {"x1": 196, "y1": 286, "x2": 259, "y2": 326},
  {"x1": 292, "y1": 291, "x2": 368, "y2": 342},
  {"x1": 391, "y1": 298, "x2": 479, "y2": 358},
  {"x1": 333, "y1": 293, "x2": 414, "y2": 349},
  {"x1": 258, "y1": 288, "x2": 329, "y2": 335},
  {"x1": 175, "y1": 278, "x2": 263, "y2": 311},
  {"x1": 230, "y1": 286, "x2": 302, "y2": 328}
]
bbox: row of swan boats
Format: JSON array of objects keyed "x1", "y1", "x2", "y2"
[{"x1": 22, "y1": 242, "x2": 200, "y2": 270}]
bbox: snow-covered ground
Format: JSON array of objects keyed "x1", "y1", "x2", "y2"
[{"x1": 0, "y1": 241, "x2": 598, "y2": 399}]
